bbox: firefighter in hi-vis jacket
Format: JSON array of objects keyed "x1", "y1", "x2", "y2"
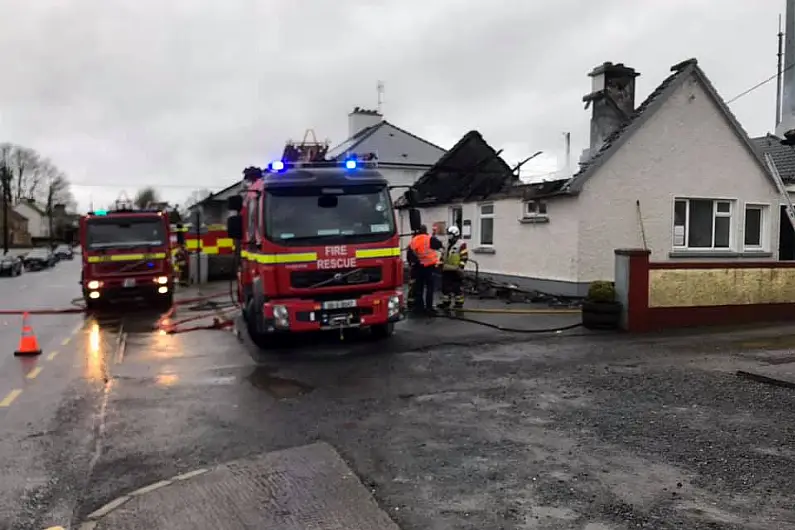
[{"x1": 438, "y1": 225, "x2": 469, "y2": 309}]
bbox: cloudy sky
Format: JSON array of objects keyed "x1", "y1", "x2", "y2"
[{"x1": 0, "y1": 0, "x2": 786, "y2": 212}]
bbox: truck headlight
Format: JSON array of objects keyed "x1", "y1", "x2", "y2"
[
  {"x1": 272, "y1": 305, "x2": 290, "y2": 329},
  {"x1": 155, "y1": 276, "x2": 169, "y2": 285},
  {"x1": 87, "y1": 280, "x2": 100, "y2": 290},
  {"x1": 387, "y1": 295, "x2": 400, "y2": 317}
]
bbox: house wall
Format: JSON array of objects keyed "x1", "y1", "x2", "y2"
[
  {"x1": 577, "y1": 74, "x2": 781, "y2": 283},
  {"x1": 14, "y1": 203, "x2": 49, "y2": 238},
  {"x1": 410, "y1": 197, "x2": 583, "y2": 296},
  {"x1": 382, "y1": 167, "x2": 428, "y2": 204}
]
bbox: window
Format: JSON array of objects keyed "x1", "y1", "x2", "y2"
[
  {"x1": 743, "y1": 204, "x2": 766, "y2": 249},
  {"x1": 478, "y1": 203, "x2": 494, "y2": 246},
  {"x1": 450, "y1": 206, "x2": 463, "y2": 232},
  {"x1": 673, "y1": 198, "x2": 733, "y2": 250},
  {"x1": 524, "y1": 200, "x2": 548, "y2": 216}
]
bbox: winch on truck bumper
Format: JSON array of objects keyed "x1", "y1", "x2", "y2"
[{"x1": 260, "y1": 290, "x2": 403, "y2": 333}]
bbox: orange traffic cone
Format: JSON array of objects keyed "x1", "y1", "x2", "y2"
[{"x1": 14, "y1": 312, "x2": 42, "y2": 356}]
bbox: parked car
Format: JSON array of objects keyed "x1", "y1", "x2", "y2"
[
  {"x1": 23, "y1": 248, "x2": 57, "y2": 271},
  {"x1": 53, "y1": 244, "x2": 74, "y2": 261},
  {"x1": 0, "y1": 254, "x2": 23, "y2": 276}
]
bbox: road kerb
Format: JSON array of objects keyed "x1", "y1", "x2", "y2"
[{"x1": 81, "y1": 467, "x2": 209, "y2": 523}]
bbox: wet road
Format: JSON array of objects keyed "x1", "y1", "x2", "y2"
[
  {"x1": 0, "y1": 257, "x2": 88, "y2": 528},
  {"x1": 2, "y1": 267, "x2": 795, "y2": 529}
]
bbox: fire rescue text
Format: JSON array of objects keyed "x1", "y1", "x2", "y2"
[{"x1": 317, "y1": 245, "x2": 355, "y2": 269}]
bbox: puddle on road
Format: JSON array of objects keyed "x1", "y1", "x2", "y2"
[{"x1": 248, "y1": 367, "x2": 314, "y2": 399}]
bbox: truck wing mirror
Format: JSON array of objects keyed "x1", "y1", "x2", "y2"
[
  {"x1": 405, "y1": 189, "x2": 419, "y2": 206},
  {"x1": 408, "y1": 208, "x2": 422, "y2": 232},
  {"x1": 228, "y1": 195, "x2": 243, "y2": 212},
  {"x1": 227, "y1": 214, "x2": 243, "y2": 240},
  {"x1": 175, "y1": 225, "x2": 185, "y2": 245}
]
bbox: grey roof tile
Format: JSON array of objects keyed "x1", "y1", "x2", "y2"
[{"x1": 751, "y1": 134, "x2": 795, "y2": 184}]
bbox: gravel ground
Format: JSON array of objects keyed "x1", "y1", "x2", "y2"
[{"x1": 332, "y1": 338, "x2": 795, "y2": 530}]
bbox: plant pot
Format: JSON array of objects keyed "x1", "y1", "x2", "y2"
[{"x1": 581, "y1": 300, "x2": 622, "y2": 330}]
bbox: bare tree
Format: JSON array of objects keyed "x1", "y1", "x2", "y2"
[
  {"x1": 12, "y1": 146, "x2": 42, "y2": 203},
  {"x1": 134, "y1": 187, "x2": 160, "y2": 209},
  {"x1": 0, "y1": 143, "x2": 45, "y2": 203}
]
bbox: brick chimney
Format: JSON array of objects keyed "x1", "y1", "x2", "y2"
[
  {"x1": 580, "y1": 62, "x2": 640, "y2": 162},
  {"x1": 348, "y1": 106, "x2": 382, "y2": 138}
]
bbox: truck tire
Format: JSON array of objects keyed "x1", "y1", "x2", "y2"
[
  {"x1": 85, "y1": 298, "x2": 99, "y2": 313},
  {"x1": 371, "y1": 323, "x2": 395, "y2": 340},
  {"x1": 159, "y1": 293, "x2": 175, "y2": 311}
]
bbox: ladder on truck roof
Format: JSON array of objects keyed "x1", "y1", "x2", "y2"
[{"x1": 764, "y1": 152, "x2": 795, "y2": 232}]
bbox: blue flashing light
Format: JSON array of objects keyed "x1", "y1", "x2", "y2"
[
  {"x1": 344, "y1": 159, "x2": 357, "y2": 170},
  {"x1": 269, "y1": 160, "x2": 285, "y2": 172},
  {"x1": 94, "y1": 209, "x2": 107, "y2": 216}
]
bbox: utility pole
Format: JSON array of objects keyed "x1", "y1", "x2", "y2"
[{"x1": 0, "y1": 164, "x2": 10, "y2": 255}]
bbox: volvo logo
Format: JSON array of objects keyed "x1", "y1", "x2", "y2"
[{"x1": 333, "y1": 272, "x2": 343, "y2": 281}]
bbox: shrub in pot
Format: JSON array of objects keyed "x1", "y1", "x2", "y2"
[{"x1": 581, "y1": 280, "x2": 622, "y2": 330}]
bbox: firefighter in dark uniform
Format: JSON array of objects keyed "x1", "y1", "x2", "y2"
[{"x1": 438, "y1": 225, "x2": 469, "y2": 310}]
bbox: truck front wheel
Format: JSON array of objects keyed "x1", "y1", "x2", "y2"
[
  {"x1": 245, "y1": 297, "x2": 276, "y2": 350},
  {"x1": 371, "y1": 323, "x2": 395, "y2": 340}
]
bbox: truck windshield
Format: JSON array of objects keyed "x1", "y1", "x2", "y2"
[
  {"x1": 265, "y1": 185, "x2": 395, "y2": 246},
  {"x1": 86, "y1": 217, "x2": 166, "y2": 250}
]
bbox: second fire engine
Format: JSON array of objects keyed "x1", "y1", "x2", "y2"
[{"x1": 79, "y1": 203, "x2": 178, "y2": 310}]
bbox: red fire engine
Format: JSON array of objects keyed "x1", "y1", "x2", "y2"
[
  {"x1": 79, "y1": 204, "x2": 179, "y2": 310},
  {"x1": 227, "y1": 157, "x2": 421, "y2": 346}
]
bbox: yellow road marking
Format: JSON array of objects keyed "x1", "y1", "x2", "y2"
[
  {"x1": 44, "y1": 527, "x2": 65, "y2": 530},
  {"x1": 0, "y1": 389, "x2": 22, "y2": 407},
  {"x1": 61, "y1": 337, "x2": 70, "y2": 346},
  {"x1": 47, "y1": 351, "x2": 58, "y2": 361},
  {"x1": 26, "y1": 367, "x2": 42, "y2": 380}
]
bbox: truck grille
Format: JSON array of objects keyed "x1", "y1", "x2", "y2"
[
  {"x1": 290, "y1": 267, "x2": 382, "y2": 289},
  {"x1": 93, "y1": 261, "x2": 162, "y2": 275}
]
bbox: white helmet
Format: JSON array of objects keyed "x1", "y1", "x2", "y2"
[{"x1": 447, "y1": 225, "x2": 460, "y2": 237}]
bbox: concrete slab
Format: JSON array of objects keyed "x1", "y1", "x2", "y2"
[
  {"x1": 737, "y1": 362, "x2": 795, "y2": 389},
  {"x1": 88, "y1": 442, "x2": 401, "y2": 530}
]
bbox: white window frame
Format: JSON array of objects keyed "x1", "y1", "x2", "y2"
[
  {"x1": 523, "y1": 200, "x2": 548, "y2": 218},
  {"x1": 478, "y1": 202, "x2": 495, "y2": 246},
  {"x1": 672, "y1": 197, "x2": 735, "y2": 251},
  {"x1": 742, "y1": 203, "x2": 768, "y2": 251}
]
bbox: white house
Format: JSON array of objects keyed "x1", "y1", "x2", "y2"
[
  {"x1": 14, "y1": 198, "x2": 50, "y2": 239},
  {"x1": 408, "y1": 58, "x2": 783, "y2": 297},
  {"x1": 326, "y1": 107, "x2": 447, "y2": 203}
]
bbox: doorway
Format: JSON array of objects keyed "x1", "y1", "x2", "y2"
[{"x1": 779, "y1": 205, "x2": 795, "y2": 260}]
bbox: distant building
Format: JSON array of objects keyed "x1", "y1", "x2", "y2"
[
  {"x1": 14, "y1": 198, "x2": 49, "y2": 239},
  {"x1": 326, "y1": 107, "x2": 447, "y2": 202},
  {"x1": 0, "y1": 204, "x2": 31, "y2": 247}
]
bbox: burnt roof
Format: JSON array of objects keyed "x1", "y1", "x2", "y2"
[
  {"x1": 752, "y1": 134, "x2": 795, "y2": 184},
  {"x1": 403, "y1": 130, "x2": 516, "y2": 207},
  {"x1": 565, "y1": 58, "x2": 773, "y2": 194}
]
